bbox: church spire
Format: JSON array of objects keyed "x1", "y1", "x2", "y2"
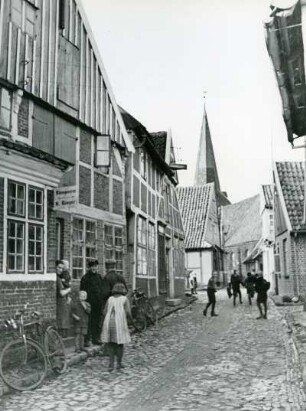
[{"x1": 194, "y1": 103, "x2": 221, "y2": 191}]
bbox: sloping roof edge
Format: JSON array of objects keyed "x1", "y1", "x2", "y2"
[
  {"x1": 75, "y1": 0, "x2": 134, "y2": 153},
  {"x1": 273, "y1": 162, "x2": 293, "y2": 231}
]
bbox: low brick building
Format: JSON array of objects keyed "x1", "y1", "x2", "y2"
[{"x1": 273, "y1": 161, "x2": 306, "y2": 296}]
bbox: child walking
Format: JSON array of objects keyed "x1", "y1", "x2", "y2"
[
  {"x1": 71, "y1": 290, "x2": 91, "y2": 352},
  {"x1": 101, "y1": 282, "x2": 131, "y2": 371}
]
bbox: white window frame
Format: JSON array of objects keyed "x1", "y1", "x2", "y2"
[
  {"x1": 72, "y1": 217, "x2": 97, "y2": 279},
  {"x1": 104, "y1": 224, "x2": 124, "y2": 274},
  {"x1": 5, "y1": 179, "x2": 46, "y2": 275},
  {"x1": 95, "y1": 134, "x2": 111, "y2": 168}
]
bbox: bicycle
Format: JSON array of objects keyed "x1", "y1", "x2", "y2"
[
  {"x1": 0, "y1": 304, "x2": 67, "y2": 391},
  {"x1": 130, "y1": 289, "x2": 164, "y2": 332}
]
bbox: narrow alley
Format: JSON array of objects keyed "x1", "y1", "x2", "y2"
[{"x1": 1, "y1": 291, "x2": 305, "y2": 411}]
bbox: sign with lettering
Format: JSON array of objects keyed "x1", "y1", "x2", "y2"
[{"x1": 54, "y1": 186, "x2": 77, "y2": 208}]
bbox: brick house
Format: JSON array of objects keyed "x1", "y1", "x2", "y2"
[
  {"x1": 221, "y1": 195, "x2": 262, "y2": 281},
  {"x1": 120, "y1": 108, "x2": 186, "y2": 298},
  {"x1": 273, "y1": 161, "x2": 306, "y2": 296},
  {"x1": 0, "y1": 0, "x2": 134, "y2": 323}
]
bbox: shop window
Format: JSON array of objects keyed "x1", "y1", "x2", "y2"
[
  {"x1": 104, "y1": 224, "x2": 123, "y2": 273},
  {"x1": 0, "y1": 88, "x2": 11, "y2": 130},
  {"x1": 72, "y1": 218, "x2": 97, "y2": 279},
  {"x1": 7, "y1": 180, "x2": 45, "y2": 273}
]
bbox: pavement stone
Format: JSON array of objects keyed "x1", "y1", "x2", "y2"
[{"x1": 0, "y1": 290, "x2": 305, "y2": 410}]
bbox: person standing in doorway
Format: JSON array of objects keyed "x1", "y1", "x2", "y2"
[
  {"x1": 230, "y1": 269, "x2": 243, "y2": 306},
  {"x1": 56, "y1": 260, "x2": 72, "y2": 338},
  {"x1": 203, "y1": 275, "x2": 218, "y2": 317},
  {"x1": 80, "y1": 260, "x2": 111, "y2": 346}
]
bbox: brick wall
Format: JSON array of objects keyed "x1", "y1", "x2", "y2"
[
  {"x1": 18, "y1": 97, "x2": 29, "y2": 138},
  {"x1": 275, "y1": 231, "x2": 294, "y2": 296},
  {"x1": 79, "y1": 166, "x2": 91, "y2": 206},
  {"x1": 112, "y1": 152, "x2": 122, "y2": 177},
  {"x1": 290, "y1": 233, "x2": 306, "y2": 296},
  {"x1": 0, "y1": 178, "x2": 4, "y2": 272},
  {"x1": 94, "y1": 172, "x2": 109, "y2": 211},
  {"x1": 0, "y1": 281, "x2": 56, "y2": 324},
  {"x1": 113, "y1": 179, "x2": 123, "y2": 215}
]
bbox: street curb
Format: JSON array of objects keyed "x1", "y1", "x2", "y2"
[
  {"x1": 0, "y1": 296, "x2": 198, "y2": 398},
  {"x1": 270, "y1": 297, "x2": 306, "y2": 389}
]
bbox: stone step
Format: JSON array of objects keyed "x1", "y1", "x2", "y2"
[{"x1": 165, "y1": 298, "x2": 182, "y2": 306}]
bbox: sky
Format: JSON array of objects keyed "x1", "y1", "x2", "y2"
[{"x1": 82, "y1": 0, "x2": 304, "y2": 203}]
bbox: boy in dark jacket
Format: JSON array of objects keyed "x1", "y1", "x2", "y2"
[
  {"x1": 255, "y1": 273, "x2": 270, "y2": 319},
  {"x1": 71, "y1": 290, "x2": 91, "y2": 352}
]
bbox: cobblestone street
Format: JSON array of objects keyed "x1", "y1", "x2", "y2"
[{"x1": 1, "y1": 290, "x2": 306, "y2": 411}]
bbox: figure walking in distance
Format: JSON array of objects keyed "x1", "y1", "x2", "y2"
[
  {"x1": 203, "y1": 275, "x2": 218, "y2": 317},
  {"x1": 245, "y1": 272, "x2": 255, "y2": 305},
  {"x1": 230, "y1": 269, "x2": 243, "y2": 306},
  {"x1": 255, "y1": 272, "x2": 270, "y2": 319}
]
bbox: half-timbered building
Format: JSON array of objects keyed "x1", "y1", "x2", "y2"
[
  {"x1": 0, "y1": 0, "x2": 134, "y2": 322},
  {"x1": 120, "y1": 107, "x2": 186, "y2": 299}
]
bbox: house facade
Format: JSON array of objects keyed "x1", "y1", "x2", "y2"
[
  {"x1": 0, "y1": 0, "x2": 134, "y2": 323},
  {"x1": 177, "y1": 183, "x2": 224, "y2": 288},
  {"x1": 273, "y1": 161, "x2": 306, "y2": 296},
  {"x1": 260, "y1": 185, "x2": 275, "y2": 288},
  {"x1": 222, "y1": 195, "x2": 262, "y2": 280},
  {"x1": 120, "y1": 108, "x2": 186, "y2": 299}
]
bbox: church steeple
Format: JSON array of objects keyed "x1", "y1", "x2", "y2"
[{"x1": 194, "y1": 104, "x2": 221, "y2": 191}]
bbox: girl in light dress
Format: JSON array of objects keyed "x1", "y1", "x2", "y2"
[{"x1": 101, "y1": 282, "x2": 131, "y2": 371}]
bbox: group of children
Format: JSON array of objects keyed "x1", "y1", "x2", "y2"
[{"x1": 58, "y1": 267, "x2": 131, "y2": 371}]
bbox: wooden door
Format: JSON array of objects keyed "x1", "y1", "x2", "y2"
[{"x1": 158, "y1": 233, "x2": 168, "y2": 295}]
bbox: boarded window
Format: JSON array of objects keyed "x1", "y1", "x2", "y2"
[
  {"x1": 54, "y1": 116, "x2": 76, "y2": 163},
  {"x1": 57, "y1": 37, "x2": 80, "y2": 110},
  {"x1": 32, "y1": 105, "x2": 54, "y2": 154}
]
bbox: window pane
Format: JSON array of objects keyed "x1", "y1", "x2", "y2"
[
  {"x1": 36, "y1": 241, "x2": 42, "y2": 255},
  {"x1": 16, "y1": 256, "x2": 23, "y2": 271},
  {"x1": 17, "y1": 223, "x2": 24, "y2": 239},
  {"x1": 29, "y1": 189, "x2": 35, "y2": 203},
  {"x1": 36, "y1": 258, "x2": 42, "y2": 271},
  {"x1": 28, "y1": 256, "x2": 35, "y2": 271},
  {"x1": 29, "y1": 240, "x2": 35, "y2": 255},
  {"x1": 36, "y1": 205, "x2": 42, "y2": 219},
  {"x1": 17, "y1": 185, "x2": 25, "y2": 200},
  {"x1": 29, "y1": 225, "x2": 35, "y2": 239},
  {"x1": 8, "y1": 255, "x2": 15, "y2": 270},
  {"x1": 29, "y1": 203, "x2": 35, "y2": 218},
  {"x1": 8, "y1": 239, "x2": 15, "y2": 253}
]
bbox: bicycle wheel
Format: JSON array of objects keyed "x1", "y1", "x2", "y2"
[
  {"x1": 44, "y1": 327, "x2": 67, "y2": 374},
  {"x1": 131, "y1": 306, "x2": 146, "y2": 332},
  {"x1": 0, "y1": 339, "x2": 47, "y2": 391},
  {"x1": 145, "y1": 301, "x2": 157, "y2": 325}
]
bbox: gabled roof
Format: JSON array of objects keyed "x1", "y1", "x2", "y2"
[
  {"x1": 119, "y1": 107, "x2": 176, "y2": 182},
  {"x1": 275, "y1": 161, "x2": 306, "y2": 231},
  {"x1": 177, "y1": 184, "x2": 213, "y2": 249},
  {"x1": 222, "y1": 195, "x2": 261, "y2": 247},
  {"x1": 262, "y1": 185, "x2": 273, "y2": 209},
  {"x1": 150, "y1": 132, "x2": 167, "y2": 160}
]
